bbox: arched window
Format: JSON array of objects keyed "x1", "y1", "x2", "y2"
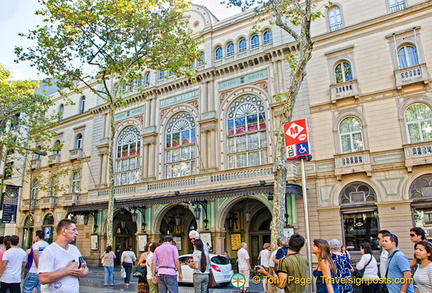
[
  {"x1": 115, "y1": 127, "x2": 141, "y2": 186},
  {"x1": 165, "y1": 112, "x2": 196, "y2": 178},
  {"x1": 137, "y1": 75, "x2": 143, "y2": 87},
  {"x1": 30, "y1": 179, "x2": 38, "y2": 200},
  {"x1": 48, "y1": 175, "x2": 58, "y2": 197},
  {"x1": 227, "y1": 95, "x2": 268, "y2": 169},
  {"x1": 42, "y1": 214, "x2": 54, "y2": 243},
  {"x1": 215, "y1": 46, "x2": 223, "y2": 60},
  {"x1": 71, "y1": 170, "x2": 81, "y2": 193},
  {"x1": 250, "y1": 34, "x2": 259, "y2": 49},
  {"x1": 58, "y1": 104, "x2": 64, "y2": 121},
  {"x1": 197, "y1": 52, "x2": 205, "y2": 67},
  {"x1": 53, "y1": 140, "x2": 61, "y2": 154},
  {"x1": 328, "y1": 5, "x2": 343, "y2": 31},
  {"x1": 405, "y1": 103, "x2": 432, "y2": 143},
  {"x1": 226, "y1": 43, "x2": 234, "y2": 57},
  {"x1": 335, "y1": 61, "x2": 353, "y2": 83},
  {"x1": 263, "y1": 30, "x2": 272, "y2": 44},
  {"x1": 75, "y1": 133, "x2": 83, "y2": 149},
  {"x1": 79, "y1": 96, "x2": 85, "y2": 114},
  {"x1": 410, "y1": 174, "x2": 432, "y2": 231},
  {"x1": 398, "y1": 45, "x2": 419, "y2": 69},
  {"x1": 238, "y1": 38, "x2": 247, "y2": 53},
  {"x1": 340, "y1": 182, "x2": 379, "y2": 250},
  {"x1": 159, "y1": 70, "x2": 165, "y2": 80},
  {"x1": 145, "y1": 72, "x2": 151, "y2": 84},
  {"x1": 339, "y1": 117, "x2": 364, "y2": 153}
]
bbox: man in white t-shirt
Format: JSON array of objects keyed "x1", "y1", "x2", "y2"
[
  {"x1": 38, "y1": 219, "x2": 89, "y2": 293},
  {"x1": 237, "y1": 242, "x2": 251, "y2": 293},
  {"x1": 23, "y1": 230, "x2": 50, "y2": 293},
  {"x1": 0, "y1": 235, "x2": 27, "y2": 293}
]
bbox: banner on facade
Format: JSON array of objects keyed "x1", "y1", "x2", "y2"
[{"x1": 1, "y1": 185, "x2": 20, "y2": 223}]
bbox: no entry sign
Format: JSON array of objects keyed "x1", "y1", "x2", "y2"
[{"x1": 284, "y1": 119, "x2": 311, "y2": 160}]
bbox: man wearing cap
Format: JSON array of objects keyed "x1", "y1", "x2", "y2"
[{"x1": 152, "y1": 236, "x2": 182, "y2": 293}]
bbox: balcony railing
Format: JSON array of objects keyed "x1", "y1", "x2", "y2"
[
  {"x1": 39, "y1": 196, "x2": 57, "y2": 210},
  {"x1": 330, "y1": 80, "x2": 360, "y2": 102},
  {"x1": 404, "y1": 141, "x2": 432, "y2": 172},
  {"x1": 31, "y1": 159, "x2": 41, "y2": 169},
  {"x1": 389, "y1": 2, "x2": 406, "y2": 13},
  {"x1": 48, "y1": 153, "x2": 61, "y2": 166},
  {"x1": 69, "y1": 148, "x2": 83, "y2": 161},
  {"x1": 394, "y1": 63, "x2": 429, "y2": 89},
  {"x1": 334, "y1": 150, "x2": 372, "y2": 180},
  {"x1": 21, "y1": 199, "x2": 37, "y2": 212},
  {"x1": 88, "y1": 164, "x2": 278, "y2": 202}
]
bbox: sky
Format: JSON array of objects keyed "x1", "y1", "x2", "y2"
[{"x1": 0, "y1": 0, "x2": 242, "y2": 80}]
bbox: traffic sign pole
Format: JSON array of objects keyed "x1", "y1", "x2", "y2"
[{"x1": 301, "y1": 157, "x2": 314, "y2": 293}]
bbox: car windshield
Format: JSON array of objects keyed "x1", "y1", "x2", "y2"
[{"x1": 211, "y1": 256, "x2": 229, "y2": 265}]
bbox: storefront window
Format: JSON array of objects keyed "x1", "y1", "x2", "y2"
[
  {"x1": 410, "y1": 174, "x2": 432, "y2": 240},
  {"x1": 343, "y1": 211, "x2": 379, "y2": 251},
  {"x1": 340, "y1": 182, "x2": 379, "y2": 251}
]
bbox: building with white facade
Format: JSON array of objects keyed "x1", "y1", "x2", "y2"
[{"x1": 17, "y1": 0, "x2": 432, "y2": 265}]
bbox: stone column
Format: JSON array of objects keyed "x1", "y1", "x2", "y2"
[{"x1": 142, "y1": 134, "x2": 157, "y2": 180}]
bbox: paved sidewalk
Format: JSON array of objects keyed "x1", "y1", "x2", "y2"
[{"x1": 82, "y1": 266, "x2": 263, "y2": 292}]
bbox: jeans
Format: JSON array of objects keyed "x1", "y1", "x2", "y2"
[
  {"x1": 123, "y1": 262, "x2": 133, "y2": 284},
  {"x1": 22, "y1": 272, "x2": 41, "y2": 293},
  {"x1": 158, "y1": 274, "x2": 178, "y2": 293},
  {"x1": 104, "y1": 266, "x2": 114, "y2": 285},
  {"x1": 193, "y1": 274, "x2": 209, "y2": 293}
]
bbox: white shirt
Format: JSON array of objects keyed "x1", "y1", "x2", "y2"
[
  {"x1": 237, "y1": 248, "x2": 250, "y2": 270},
  {"x1": 356, "y1": 253, "x2": 379, "y2": 279},
  {"x1": 1, "y1": 247, "x2": 27, "y2": 283},
  {"x1": 380, "y1": 249, "x2": 388, "y2": 278},
  {"x1": 146, "y1": 252, "x2": 154, "y2": 279},
  {"x1": 29, "y1": 240, "x2": 50, "y2": 274},
  {"x1": 259, "y1": 249, "x2": 271, "y2": 267},
  {"x1": 38, "y1": 243, "x2": 82, "y2": 293}
]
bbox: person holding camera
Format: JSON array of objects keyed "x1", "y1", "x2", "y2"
[{"x1": 256, "y1": 234, "x2": 308, "y2": 293}]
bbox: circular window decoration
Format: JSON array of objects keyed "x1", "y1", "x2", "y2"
[{"x1": 193, "y1": 20, "x2": 200, "y2": 28}]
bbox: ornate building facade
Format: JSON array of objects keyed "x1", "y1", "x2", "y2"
[{"x1": 18, "y1": 0, "x2": 432, "y2": 265}]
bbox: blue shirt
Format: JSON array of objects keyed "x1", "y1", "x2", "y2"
[{"x1": 385, "y1": 249, "x2": 414, "y2": 293}]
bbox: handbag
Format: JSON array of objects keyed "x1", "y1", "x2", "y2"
[
  {"x1": 133, "y1": 265, "x2": 147, "y2": 278},
  {"x1": 208, "y1": 269, "x2": 218, "y2": 288},
  {"x1": 120, "y1": 267, "x2": 126, "y2": 279},
  {"x1": 353, "y1": 255, "x2": 373, "y2": 278}
]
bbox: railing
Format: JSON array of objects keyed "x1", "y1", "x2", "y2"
[
  {"x1": 69, "y1": 148, "x2": 83, "y2": 161},
  {"x1": 31, "y1": 159, "x2": 41, "y2": 169},
  {"x1": 39, "y1": 197, "x2": 57, "y2": 210},
  {"x1": 334, "y1": 150, "x2": 372, "y2": 179},
  {"x1": 88, "y1": 164, "x2": 277, "y2": 201},
  {"x1": 330, "y1": 80, "x2": 360, "y2": 102},
  {"x1": 394, "y1": 64, "x2": 429, "y2": 89},
  {"x1": 329, "y1": 22, "x2": 344, "y2": 32},
  {"x1": 404, "y1": 141, "x2": 432, "y2": 172},
  {"x1": 21, "y1": 199, "x2": 37, "y2": 211},
  {"x1": 389, "y1": 2, "x2": 406, "y2": 13},
  {"x1": 48, "y1": 154, "x2": 61, "y2": 165}
]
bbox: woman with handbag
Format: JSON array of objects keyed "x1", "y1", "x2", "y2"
[
  {"x1": 312, "y1": 239, "x2": 339, "y2": 293},
  {"x1": 121, "y1": 245, "x2": 136, "y2": 287},
  {"x1": 356, "y1": 243, "x2": 379, "y2": 293},
  {"x1": 137, "y1": 243, "x2": 150, "y2": 293},
  {"x1": 330, "y1": 239, "x2": 353, "y2": 293},
  {"x1": 188, "y1": 239, "x2": 211, "y2": 293},
  {"x1": 100, "y1": 246, "x2": 116, "y2": 286}
]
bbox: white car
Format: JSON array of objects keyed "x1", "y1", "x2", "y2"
[{"x1": 178, "y1": 254, "x2": 233, "y2": 286}]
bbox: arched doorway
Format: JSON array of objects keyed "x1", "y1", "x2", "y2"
[
  {"x1": 113, "y1": 209, "x2": 137, "y2": 266},
  {"x1": 42, "y1": 213, "x2": 54, "y2": 244},
  {"x1": 22, "y1": 215, "x2": 34, "y2": 250},
  {"x1": 224, "y1": 198, "x2": 271, "y2": 267},
  {"x1": 159, "y1": 205, "x2": 196, "y2": 254}
]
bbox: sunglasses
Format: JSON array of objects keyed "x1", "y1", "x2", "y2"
[
  {"x1": 410, "y1": 233, "x2": 417, "y2": 237},
  {"x1": 190, "y1": 238, "x2": 196, "y2": 241}
]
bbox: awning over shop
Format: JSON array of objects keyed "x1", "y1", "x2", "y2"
[{"x1": 67, "y1": 182, "x2": 302, "y2": 214}]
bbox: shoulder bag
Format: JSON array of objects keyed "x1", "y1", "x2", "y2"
[{"x1": 353, "y1": 255, "x2": 373, "y2": 278}]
